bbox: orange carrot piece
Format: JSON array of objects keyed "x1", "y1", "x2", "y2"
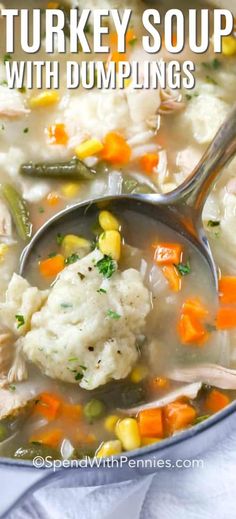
[
  {"x1": 48, "y1": 123, "x2": 68, "y2": 146},
  {"x1": 30, "y1": 428, "x2": 63, "y2": 448},
  {"x1": 61, "y1": 403, "x2": 82, "y2": 421},
  {"x1": 178, "y1": 313, "x2": 208, "y2": 345},
  {"x1": 164, "y1": 401, "x2": 197, "y2": 433},
  {"x1": 205, "y1": 389, "x2": 230, "y2": 413},
  {"x1": 138, "y1": 408, "x2": 164, "y2": 438},
  {"x1": 34, "y1": 392, "x2": 62, "y2": 421},
  {"x1": 39, "y1": 254, "x2": 65, "y2": 278},
  {"x1": 153, "y1": 243, "x2": 183, "y2": 265},
  {"x1": 139, "y1": 153, "x2": 159, "y2": 175},
  {"x1": 216, "y1": 307, "x2": 236, "y2": 330},
  {"x1": 47, "y1": 192, "x2": 60, "y2": 206},
  {"x1": 107, "y1": 51, "x2": 127, "y2": 65},
  {"x1": 101, "y1": 132, "x2": 131, "y2": 165},
  {"x1": 162, "y1": 265, "x2": 182, "y2": 292},
  {"x1": 182, "y1": 298, "x2": 209, "y2": 320},
  {"x1": 219, "y1": 276, "x2": 236, "y2": 304},
  {"x1": 110, "y1": 29, "x2": 137, "y2": 48}
]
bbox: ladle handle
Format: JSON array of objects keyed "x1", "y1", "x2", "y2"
[{"x1": 168, "y1": 103, "x2": 236, "y2": 213}]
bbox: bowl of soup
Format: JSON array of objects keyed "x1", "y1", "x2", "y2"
[{"x1": 0, "y1": 0, "x2": 236, "y2": 505}]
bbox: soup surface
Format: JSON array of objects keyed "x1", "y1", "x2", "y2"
[{"x1": 0, "y1": 0, "x2": 236, "y2": 460}]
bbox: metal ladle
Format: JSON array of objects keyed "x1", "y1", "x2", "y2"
[{"x1": 19, "y1": 104, "x2": 236, "y2": 290}]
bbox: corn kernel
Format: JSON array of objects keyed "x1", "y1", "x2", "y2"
[
  {"x1": 124, "y1": 78, "x2": 132, "y2": 89},
  {"x1": 115, "y1": 418, "x2": 141, "y2": 451},
  {"x1": 141, "y1": 437, "x2": 161, "y2": 447},
  {"x1": 0, "y1": 243, "x2": 9, "y2": 262},
  {"x1": 99, "y1": 210, "x2": 120, "y2": 231},
  {"x1": 222, "y1": 36, "x2": 236, "y2": 56},
  {"x1": 104, "y1": 415, "x2": 119, "y2": 433},
  {"x1": 29, "y1": 91, "x2": 60, "y2": 109},
  {"x1": 61, "y1": 183, "x2": 80, "y2": 199},
  {"x1": 75, "y1": 139, "x2": 104, "y2": 160},
  {"x1": 96, "y1": 440, "x2": 122, "y2": 458},
  {"x1": 130, "y1": 365, "x2": 148, "y2": 384},
  {"x1": 98, "y1": 230, "x2": 121, "y2": 261},
  {"x1": 62, "y1": 235, "x2": 91, "y2": 258}
]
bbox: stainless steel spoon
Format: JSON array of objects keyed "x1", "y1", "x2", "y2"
[{"x1": 19, "y1": 103, "x2": 236, "y2": 290}]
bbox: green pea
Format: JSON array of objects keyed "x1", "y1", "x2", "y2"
[
  {"x1": 0, "y1": 424, "x2": 7, "y2": 442},
  {"x1": 84, "y1": 399, "x2": 105, "y2": 420}
]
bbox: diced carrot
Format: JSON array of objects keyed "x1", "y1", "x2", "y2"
[
  {"x1": 39, "y1": 254, "x2": 65, "y2": 278},
  {"x1": 216, "y1": 307, "x2": 236, "y2": 330},
  {"x1": 34, "y1": 392, "x2": 62, "y2": 421},
  {"x1": 178, "y1": 313, "x2": 208, "y2": 345},
  {"x1": 61, "y1": 403, "x2": 82, "y2": 421},
  {"x1": 153, "y1": 243, "x2": 183, "y2": 265},
  {"x1": 162, "y1": 265, "x2": 182, "y2": 292},
  {"x1": 30, "y1": 428, "x2": 63, "y2": 448},
  {"x1": 48, "y1": 123, "x2": 68, "y2": 146},
  {"x1": 110, "y1": 28, "x2": 137, "y2": 48},
  {"x1": 107, "y1": 51, "x2": 127, "y2": 66},
  {"x1": 138, "y1": 408, "x2": 164, "y2": 438},
  {"x1": 150, "y1": 377, "x2": 170, "y2": 391},
  {"x1": 164, "y1": 401, "x2": 197, "y2": 433},
  {"x1": 182, "y1": 298, "x2": 209, "y2": 320},
  {"x1": 76, "y1": 431, "x2": 97, "y2": 444},
  {"x1": 219, "y1": 276, "x2": 236, "y2": 304},
  {"x1": 205, "y1": 389, "x2": 230, "y2": 413},
  {"x1": 139, "y1": 153, "x2": 159, "y2": 175},
  {"x1": 47, "y1": 192, "x2": 61, "y2": 206},
  {"x1": 101, "y1": 132, "x2": 131, "y2": 165}
]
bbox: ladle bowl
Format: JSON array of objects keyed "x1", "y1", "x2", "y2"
[{"x1": 20, "y1": 103, "x2": 236, "y2": 291}]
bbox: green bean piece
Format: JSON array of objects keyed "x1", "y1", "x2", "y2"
[
  {"x1": 122, "y1": 177, "x2": 155, "y2": 195},
  {"x1": 20, "y1": 157, "x2": 95, "y2": 181},
  {"x1": 14, "y1": 444, "x2": 60, "y2": 460},
  {"x1": 1, "y1": 184, "x2": 32, "y2": 241},
  {"x1": 84, "y1": 399, "x2": 105, "y2": 421},
  {"x1": 0, "y1": 423, "x2": 7, "y2": 442}
]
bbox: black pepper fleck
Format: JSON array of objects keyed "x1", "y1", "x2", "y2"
[{"x1": 88, "y1": 346, "x2": 94, "y2": 352}]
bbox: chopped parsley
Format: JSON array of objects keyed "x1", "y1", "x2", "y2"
[
  {"x1": 75, "y1": 372, "x2": 84, "y2": 381},
  {"x1": 60, "y1": 303, "x2": 73, "y2": 309},
  {"x1": 107, "y1": 309, "x2": 121, "y2": 320},
  {"x1": 15, "y1": 314, "x2": 25, "y2": 329},
  {"x1": 38, "y1": 206, "x2": 45, "y2": 214},
  {"x1": 96, "y1": 255, "x2": 116, "y2": 278},
  {"x1": 0, "y1": 80, "x2": 8, "y2": 86},
  {"x1": 3, "y1": 53, "x2": 12, "y2": 64},
  {"x1": 8, "y1": 384, "x2": 16, "y2": 392},
  {"x1": 129, "y1": 37, "x2": 138, "y2": 47},
  {"x1": 195, "y1": 415, "x2": 210, "y2": 425},
  {"x1": 185, "y1": 92, "x2": 199, "y2": 101},
  {"x1": 205, "y1": 75, "x2": 218, "y2": 85},
  {"x1": 68, "y1": 357, "x2": 79, "y2": 362},
  {"x1": 23, "y1": 128, "x2": 29, "y2": 134},
  {"x1": 174, "y1": 260, "x2": 191, "y2": 276},
  {"x1": 18, "y1": 86, "x2": 26, "y2": 94},
  {"x1": 97, "y1": 288, "x2": 107, "y2": 294},
  {"x1": 207, "y1": 220, "x2": 220, "y2": 228},
  {"x1": 56, "y1": 233, "x2": 64, "y2": 246},
  {"x1": 65, "y1": 253, "x2": 80, "y2": 265},
  {"x1": 48, "y1": 251, "x2": 56, "y2": 258},
  {"x1": 202, "y1": 58, "x2": 221, "y2": 70}
]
